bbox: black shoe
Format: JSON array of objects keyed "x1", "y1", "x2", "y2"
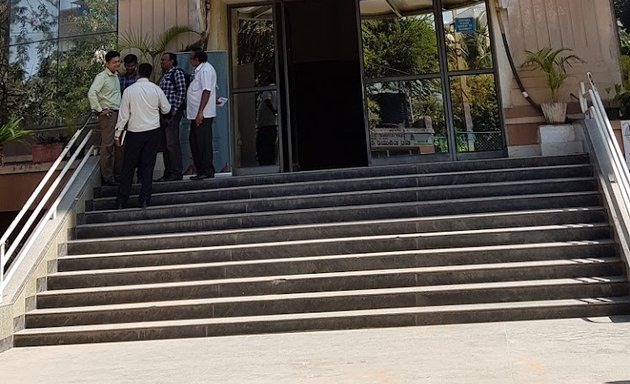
[
  {"x1": 162, "y1": 174, "x2": 183, "y2": 182},
  {"x1": 102, "y1": 178, "x2": 119, "y2": 187},
  {"x1": 190, "y1": 174, "x2": 209, "y2": 181}
]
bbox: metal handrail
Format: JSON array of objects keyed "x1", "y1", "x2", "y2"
[
  {"x1": 578, "y1": 72, "x2": 630, "y2": 267},
  {"x1": 0, "y1": 114, "x2": 97, "y2": 301}
]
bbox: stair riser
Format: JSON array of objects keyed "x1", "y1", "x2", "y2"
[
  {"x1": 26, "y1": 282, "x2": 627, "y2": 328},
  {"x1": 59, "y1": 238, "x2": 615, "y2": 273},
  {"x1": 75, "y1": 194, "x2": 602, "y2": 242},
  {"x1": 84, "y1": 179, "x2": 596, "y2": 226},
  {"x1": 46, "y1": 256, "x2": 622, "y2": 292},
  {"x1": 71, "y1": 208, "x2": 607, "y2": 253},
  {"x1": 90, "y1": 166, "x2": 593, "y2": 211},
  {"x1": 63, "y1": 227, "x2": 615, "y2": 279},
  {"x1": 15, "y1": 302, "x2": 628, "y2": 347},
  {"x1": 93, "y1": 155, "x2": 591, "y2": 198}
]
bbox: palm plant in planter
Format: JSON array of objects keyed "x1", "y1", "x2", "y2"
[
  {"x1": 0, "y1": 117, "x2": 30, "y2": 166},
  {"x1": 521, "y1": 48, "x2": 584, "y2": 123}
]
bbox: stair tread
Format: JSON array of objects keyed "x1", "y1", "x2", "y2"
[
  {"x1": 47, "y1": 256, "x2": 621, "y2": 281},
  {"x1": 18, "y1": 296, "x2": 630, "y2": 335},
  {"x1": 91, "y1": 164, "x2": 593, "y2": 202},
  {"x1": 86, "y1": 178, "x2": 596, "y2": 216},
  {"x1": 69, "y1": 207, "x2": 607, "y2": 245},
  {"x1": 29, "y1": 276, "x2": 628, "y2": 316}
]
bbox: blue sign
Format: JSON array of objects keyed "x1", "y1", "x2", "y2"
[{"x1": 454, "y1": 17, "x2": 475, "y2": 33}]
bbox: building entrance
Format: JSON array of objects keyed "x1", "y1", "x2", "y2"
[{"x1": 228, "y1": 0, "x2": 505, "y2": 174}]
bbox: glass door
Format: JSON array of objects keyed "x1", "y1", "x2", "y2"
[{"x1": 229, "y1": 4, "x2": 282, "y2": 175}]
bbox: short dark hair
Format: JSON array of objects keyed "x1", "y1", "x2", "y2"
[
  {"x1": 191, "y1": 48, "x2": 207, "y2": 63},
  {"x1": 123, "y1": 53, "x2": 138, "y2": 64},
  {"x1": 105, "y1": 50, "x2": 120, "y2": 63},
  {"x1": 138, "y1": 63, "x2": 153, "y2": 78},
  {"x1": 164, "y1": 52, "x2": 177, "y2": 67}
]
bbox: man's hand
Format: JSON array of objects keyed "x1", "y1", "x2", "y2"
[
  {"x1": 100, "y1": 108, "x2": 112, "y2": 117},
  {"x1": 114, "y1": 137, "x2": 122, "y2": 147},
  {"x1": 195, "y1": 112, "x2": 203, "y2": 126}
]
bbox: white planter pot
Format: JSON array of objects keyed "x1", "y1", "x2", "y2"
[
  {"x1": 538, "y1": 124, "x2": 584, "y2": 156},
  {"x1": 541, "y1": 102, "x2": 567, "y2": 124}
]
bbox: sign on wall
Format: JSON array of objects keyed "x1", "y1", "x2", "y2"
[{"x1": 454, "y1": 17, "x2": 475, "y2": 33}]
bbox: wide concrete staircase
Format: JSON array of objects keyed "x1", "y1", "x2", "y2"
[{"x1": 13, "y1": 154, "x2": 630, "y2": 346}]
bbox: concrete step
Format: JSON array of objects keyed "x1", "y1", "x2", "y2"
[
  {"x1": 82, "y1": 177, "x2": 597, "y2": 227},
  {"x1": 45, "y1": 250, "x2": 622, "y2": 291},
  {"x1": 93, "y1": 155, "x2": 591, "y2": 198},
  {"x1": 25, "y1": 277, "x2": 628, "y2": 328},
  {"x1": 15, "y1": 296, "x2": 630, "y2": 346},
  {"x1": 75, "y1": 190, "x2": 602, "y2": 240},
  {"x1": 88, "y1": 164, "x2": 594, "y2": 211},
  {"x1": 39, "y1": 242, "x2": 619, "y2": 308},
  {"x1": 68, "y1": 207, "x2": 608, "y2": 257},
  {"x1": 61, "y1": 225, "x2": 614, "y2": 281}
]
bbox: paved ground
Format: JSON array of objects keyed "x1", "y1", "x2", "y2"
[{"x1": 0, "y1": 317, "x2": 629, "y2": 383}]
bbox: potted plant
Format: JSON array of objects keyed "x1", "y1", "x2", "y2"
[
  {"x1": 0, "y1": 117, "x2": 30, "y2": 166},
  {"x1": 31, "y1": 133, "x2": 68, "y2": 163},
  {"x1": 521, "y1": 47, "x2": 584, "y2": 123}
]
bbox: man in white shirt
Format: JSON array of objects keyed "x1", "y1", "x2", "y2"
[
  {"x1": 187, "y1": 48, "x2": 217, "y2": 180},
  {"x1": 114, "y1": 63, "x2": 171, "y2": 209}
]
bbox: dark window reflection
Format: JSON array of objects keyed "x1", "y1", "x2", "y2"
[
  {"x1": 232, "y1": 7, "x2": 276, "y2": 88},
  {"x1": 233, "y1": 90, "x2": 280, "y2": 167},
  {"x1": 449, "y1": 73, "x2": 502, "y2": 152},
  {"x1": 367, "y1": 79, "x2": 447, "y2": 157}
]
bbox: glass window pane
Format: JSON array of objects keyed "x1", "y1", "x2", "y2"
[
  {"x1": 231, "y1": 6, "x2": 276, "y2": 89},
  {"x1": 449, "y1": 73, "x2": 502, "y2": 152},
  {"x1": 10, "y1": 0, "x2": 58, "y2": 45},
  {"x1": 59, "y1": 0, "x2": 118, "y2": 38},
  {"x1": 367, "y1": 79, "x2": 447, "y2": 158},
  {"x1": 8, "y1": 40, "x2": 59, "y2": 128},
  {"x1": 57, "y1": 33, "x2": 118, "y2": 125},
  {"x1": 442, "y1": 1, "x2": 493, "y2": 71},
  {"x1": 233, "y1": 90, "x2": 280, "y2": 167},
  {"x1": 362, "y1": 13, "x2": 439, "y2": 78}
]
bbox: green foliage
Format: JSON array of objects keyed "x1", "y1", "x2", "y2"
[
  {"x1": 119, "y1": 25, "x2": 199, "y2": 78},
  {"x1": 0, "y1": 117, "x2": 30, "y2": 145},
  {"x1": 521, "y1": 48, "x2": 584, "y2": 103},
  {"x1": 615, "y1": 0, "x2": 630, "y2": 32},
  {"x1": 607, "y1": 55, "x2": 630, "y2": 117},
  {"x1": 362, "y1": 17, "x2": 438, "y2": 78},
  {"x1": 236, "y1": 18, "x2": 275, "y2": 86}
]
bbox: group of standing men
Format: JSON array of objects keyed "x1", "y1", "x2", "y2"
[{"x1": 87, "y1": 48, "x2": 218, "y2": 209}]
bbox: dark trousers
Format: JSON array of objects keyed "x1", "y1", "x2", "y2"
[
  {"x1": 189, "y1": 117, "x2": 215, "y2": 176},
  {"x1": 161, "y1": 108, "x2": 184, "y2": 177},
  {"x1": 256, "y1": 125, "x2": 278, "y2": 165},
  {"x1": 117, "y1": 128, "x2": 161, "y2": 206}
]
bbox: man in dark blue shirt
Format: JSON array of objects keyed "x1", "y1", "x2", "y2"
[
  {"x1": 119, "y1": 54, "x2": 138, "y2": 94},
  {"x1": 157, "y1": 52, "x2": 187, "y2": 181}
]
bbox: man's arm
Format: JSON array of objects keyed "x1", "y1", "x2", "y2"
[
  {"x1": 87, "y1": 73, "x2": 104, "y2": 113},
  {"x1": 114, "y1": 93, "x2": 131, "y2": 141},
  {"x1": 195, "y1": 69, "x2": 215, "y2": 125}
]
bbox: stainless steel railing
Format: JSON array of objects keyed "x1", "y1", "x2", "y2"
[
  {"x1": 578, "y1": 72, "x2": 630, "y2": 264},
  {"x1": 0, "y1": 114, "x2": 96, "y2": 302}
]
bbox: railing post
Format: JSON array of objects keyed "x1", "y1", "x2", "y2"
[{"x1": 0, "y1": 241, "x2": 5, "y2": 303}]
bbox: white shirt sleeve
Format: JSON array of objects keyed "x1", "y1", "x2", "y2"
[{"x1": 200, "y1": 67, "x2": 216, "y2": 95}]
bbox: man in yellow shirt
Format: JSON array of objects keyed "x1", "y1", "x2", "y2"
[{"x1": 88, "y1": 50, "x2": 122, "y2": 186}]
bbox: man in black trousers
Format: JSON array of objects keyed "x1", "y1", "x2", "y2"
[{"x1": 114, "y1": 63, "x2": 171, "y2": 209}]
